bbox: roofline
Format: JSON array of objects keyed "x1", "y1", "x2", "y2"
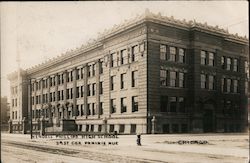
[{"x1": 10, "y1": 9, "x2": 249, "y2": 76}]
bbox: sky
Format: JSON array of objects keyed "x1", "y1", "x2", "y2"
[{"x1": 0, "y1": 1, "x2": 249, "y2": 100}]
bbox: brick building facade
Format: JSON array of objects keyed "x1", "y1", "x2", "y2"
[{"x1": 8, "y1": 10, "x2": 249, "y2": 134}]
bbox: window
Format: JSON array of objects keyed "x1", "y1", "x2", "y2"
[
  {"x1": 121, "y1": 49, "x2": 127, "y2": 65},
  {"x1": 169, "y1": 97, "x2": 177, "y2": 112},
  {"x1": 42, "y1": 80, "x2": 46, "y2": 88},
  {"x1": 57, "y1": 91, "x2": 60, "y2": 101},
  {"x1": 110, "y1": 76, "x2": 115, "y2": 90},
  {"x1": 92, "y1": 64, "x2": 96, "y2": 76},
  {"x1": 131, "y1": 124, "x2": 136, "y2": 134},
  {"x1": 160, "y1": 70, "x2": 167, "y2": 86},
  {"x1": 227, "y1": 79, "x2": 231, "y2": 93},
  {"x1": 110, "y1": 53, "x2": 115, "y2": 67},
  {"x1": 87, "y1": 104, "x2": 91, "y2": 115},
  {"x1": 58, "y1": 75, "x2": 61, "y2": 85},
  {"x1": 76, "y1": 87, "x2": 79, "y2": 98},
  {"x1": 86, "y1": 125, "x2": 89, "y2": 132},
  {"x1": 61, "y1": 74, "x2": 64, "y2": 84},
  {"x1": 201, "y1": 51, "x2": 206, "y2": 65},
  {"x1": 119, "y1": 124, "x2": 125, "y2": 133},
  {"x1": 81, "y1": 105, "x2": 84, "y2": 116},
  {"x1": 221, "y1": 78, "x2": 225, "y2": 92},
  {"x1": 67, "y1": 72, "x2": 70, "y2": 82},
  {"x1": 87, "y1": 84, "x2": 91, "y2": 96},
  {"x1": 99, "y1": 82, "x2": 103, "y2": 95},
  {"x1": 132, "y1": 71, "x2": 138, "y2": 87},
  {"x1": 92, "y1": 83, "x2": 96, "y2": 96},
  {"x1": 88, "y1": 65, "x2": 91, "y2": 77},
  {"x1": 100, "y1": 61, "x2": 103, "y2": 74},
  {"x1": 77, "y1": 69, "x2": 80, "y2": 80},
  {"x1": 233, "y1": 80, "x2": 238, "y2": 93},
  {"x1": 70, "y1": 71, "x2": 73, "y2": 82},
  {"x1": 50, "y1": 93, "x2": 53, "y2": 102},
  {"x1": 179, "y1": 97, "x2": 185, "y2": 113},
  {"x1": 221, "y1": 56, "x2": 225, "y2": 69},
  {"x1": 160, "y1": 96, "x2": 168, "y2": 112},
  {"x1": 179, "y1": 72, "x2": 184, "y2": 88},
  {"x1": 99, "y1": 102, "x2": 103, "y2": 115},
  {"x1": 201, "y1": 74, "x2": 206, "y2": 89},
  {"x1": 208, "y1": 52, "x2": 214, "y2": 66},
  {"x1": 98, "y1": 125, "x2": 102, "y2": 132},
  {"x1": 76, "y1": 105, "x2": 79, "y2": 116},
  {"x1": 170, "y1": 71, "x2": 176, "y2": 87},
  {"x1": 92, "y1": 103, "x2": 95, "y2": 115},
  {"x1": 132, "y1": 96, "x2": 138, "y2": 112},
  {"x1": 121, "y1": 73, "x2": 125, "y2": 89},
  {"x1": 111, "y1": 99, "x2": 116, "y2": 113},
  {"x1": 179, "y1": 48, "x2": 185, "y2": 63},
  {"x1": 90, "y1": 125, "x2": 94, "y2": 132},
  {"x1": 66, "y1": 89, "x2": 69, "y2": 99},
  {"x1": 169, "y1": 47, "x2": 176, "y2": 61},
  {"x1": 109, "y1": 125, "x2": 114, "y2": 133},
  {"x1": 233, "y1": 59, "x2": 238, "y2": 72},
  {"x1": 121, "y1": 97, "x2": 127, "y2": 113},
  {"x1": 81, "y1": 68, "x2": 84, "y2": 79},
  {"x1": 80, "y1": 86, "x2": 84, "y2": 97},
  {"x1": 61, "y1": 91, "x2": 63, "y2": 100},
  {"x1": 40, "y1": 95, "x2": 42, "y2": 103},
  {"x1": 70, "y1": 88, "x2": 73, "y2": 99},
  {"x1": 132, "y1": 45, "x2": 139, "y2": 62},
  {"x1": 208, "y1": 75, "x2": 214, "y2": 90},
  {"x1": 226, "y1": 58, "x2": 231, "y2": 70},
  {"x1": 160, "y1": 45, "x2": 167, "y2": 60}
]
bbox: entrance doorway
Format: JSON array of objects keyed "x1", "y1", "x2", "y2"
[{"x1": 203, "y1": 109, "x2": 213, "y2": 132}]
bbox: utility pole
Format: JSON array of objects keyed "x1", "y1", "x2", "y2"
[{"x1": 29, "y1": 79, "x2": 33, "y2": 139}]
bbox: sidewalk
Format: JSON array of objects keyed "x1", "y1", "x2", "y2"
[{"x1": 2, "y1": 133, "x2": 249, "y2": 163}]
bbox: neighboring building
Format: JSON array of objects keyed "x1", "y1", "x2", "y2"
[
  {"x1": 7, "y1": 70, "x2": 29, "y2": 133},
  {"x1": 7, "y1": 10, "x2": 249, "y2": 134},
  {"x1": 1, "y1": 96, "x2": 10, "y2": 124},
  {"x1": 1, "y1": 96, "x2": 10, "y2": 131}
]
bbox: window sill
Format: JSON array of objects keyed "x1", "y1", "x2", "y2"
[
  {"x1": 160, "y1": 60, "x2": 187, "y2": 65},
  {"x1": 160, "y1": 86, "x2": 187, "y2": 90}
]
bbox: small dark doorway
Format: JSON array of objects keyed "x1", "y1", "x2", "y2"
[{"x1": 203, "y1": 109, "x2": 213, "y2": 132}]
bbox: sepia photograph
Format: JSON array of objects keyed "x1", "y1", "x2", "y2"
[{"x1": 0, "y1": 1, "x2": 249, "y2": 163}]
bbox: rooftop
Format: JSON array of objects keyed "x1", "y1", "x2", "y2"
[{"x1": 13, "y1": 9, "x2": 250, "y2": 75}]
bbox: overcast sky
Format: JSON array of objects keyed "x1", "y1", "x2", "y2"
[{"x1": 0, "y1": 1, "x2": 248, "y2": 99}]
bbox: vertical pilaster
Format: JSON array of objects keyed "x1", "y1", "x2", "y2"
[
  {"x1": 63, "y1": 71, "x2": 67, "y2": 119},
  {"x1": 73, "y1": 68, "x2": 77, "y2": 117},
  {"x1": 96, "y1": 61, "x2": 100, "y2": 118},
  {"x1": 103, "y1": 53, "x2": 111, "y2": 116},
  {"x1": 41, "y1": 79, "x2": 44, "y2": 110},
  {"x1": 83, "y1": 65, "x2": 88, "y2": 118},
  {"x1": 34, "y1": 81, "x2": 37, "y2": 119}
]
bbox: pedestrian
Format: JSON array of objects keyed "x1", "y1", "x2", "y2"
[{"x1": 137, "y1": 133, "x2": 141, "y2": 146}]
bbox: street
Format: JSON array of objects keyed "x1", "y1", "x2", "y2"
[{"x1": 1, "y1": 133, "x2": 249, "y2": 163}]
